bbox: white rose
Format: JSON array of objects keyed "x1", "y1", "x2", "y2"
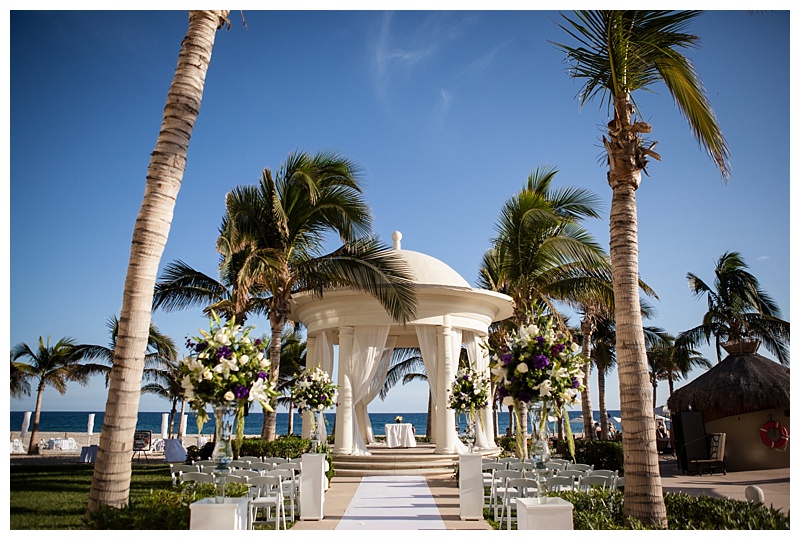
[
  {"x1": 224, "y1": 391, "x2": 235, "y2": 401},
  {"x1": 502, "y1": 396, "x2": 515, "y2": 407},
  {"x1": 570, "y1": 342, "x2": 580, "y2": 352},
  {"x1": 516, "y1": 363, "x2": 529, "y2": 374},
  {"x1": 203, "y1": 369, "x2": 213, "y2": 381},
  {"x1": 239, "y1": 354, "x2": 249, "y2": 365},
  {"x1": 260, "y1": 358, "x2": 270, "y2": 368}
]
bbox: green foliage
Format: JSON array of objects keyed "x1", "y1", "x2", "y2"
[
  {"x1": 556, "y1": 438, "x2": 624, "y2": 471},
  {"x1": 238, "y1": 435, "x2": 335, "y2": 481}
]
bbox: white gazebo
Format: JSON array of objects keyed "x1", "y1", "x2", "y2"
[{"x1": 288, "y1": 231, "x2": 513, "y2": 456}]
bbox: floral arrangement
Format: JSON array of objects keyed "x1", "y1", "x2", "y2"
[
  {"x1": 291, "y1": 367, "x2": 338, "y2": 437},
  {"x1": 395, "y1": 415, "x2": 403, "y2": 423},
  {"x1": 447, "y1": 367, "x2": 491, "y2": 423},
  {"x1": 180, "y1": 312, "x2": 278, "y2": 445},
  {"x1": 488, "y1": 314, "x2": 586, "y2": 458}
]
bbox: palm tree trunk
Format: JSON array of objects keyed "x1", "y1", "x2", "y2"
[
  {"x1": 26, "y1": 381, "x2": 46, "y2": 455},
  {"x1": 86, "y1": 10, "x2": 228, "y2": 514},
  {"x1": 598, "y1": 368, "x2": 608, "y2": 439},
  {"x1": 608, "y1": 94, "x2": 667, "y2": 526},
  {"x1": 287, "y1": 402, "x2": 295, "y2": 435},
  {"x1": 580, "y1": 317, "x2": 594, "y2": 438},
  {"x1": 262, "y1": 313, "x2": 286, "y2": 440}
]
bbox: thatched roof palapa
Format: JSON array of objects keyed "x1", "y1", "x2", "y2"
[{"x1": 667, "y1": 352, "x2": 790, "y2": 423}]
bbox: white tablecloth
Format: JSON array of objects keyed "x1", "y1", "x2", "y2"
[
  {"x1": 164, "y1": 439, "x2": 187, "y2": 462},
  {"x1": 385, "y1": 423, "x2": 416, "y2": 448}
]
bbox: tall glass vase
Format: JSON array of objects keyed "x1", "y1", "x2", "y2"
[
  {"x1": 212, "y1": 404, "x2": 236, "y2": 502},
  {"x1": 530, "y1": 401, "x2": 551, "y2": 468},
  {"x1": 463, "y1": 414, "x2": 476, "y2": 453}
]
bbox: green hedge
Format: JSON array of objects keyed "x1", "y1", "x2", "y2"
[{"x1": 555, "y1": 439, "x2": 624, "y2": 471}]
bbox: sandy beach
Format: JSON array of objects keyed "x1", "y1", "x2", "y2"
[{"x1": 10, "y1": 431, "x2": 206, "y2": 456}]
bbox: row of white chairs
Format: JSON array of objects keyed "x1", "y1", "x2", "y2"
[
  {"x1": 482, "y1": 457, "x2": 621, "y2": 530},
  {"x1": 171, "y1": 459, "x2": 302, "y2": 527}
]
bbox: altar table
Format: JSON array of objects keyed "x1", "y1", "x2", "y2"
[{"x1": 385, "y1": 423, "x2": 416, "y2": 448}]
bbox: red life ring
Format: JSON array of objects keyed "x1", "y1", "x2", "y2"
[{"x1": 760, "y1": 420, "x2": 789, "y2": 449}]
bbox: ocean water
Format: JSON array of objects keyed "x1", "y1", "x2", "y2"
[{"x1": 9, "y1": 409, "x2": 622, "y2": 438}]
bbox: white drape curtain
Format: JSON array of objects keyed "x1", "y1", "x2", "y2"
[
  {"x1": 465, "y1": 331, "x2": 495, "y2": 449},
  {"x1": 317, "y1": 330, "x2": 335, "y2": 442},
  {"x1": 346, "y1": 326, "x2": 390, "y2": 456},
  {"x1": 415, "y1": 326, "x2": 439, "y2": 444},
  {"x1": 357, "y1": 336, "x2": 397, "y2": 444}
]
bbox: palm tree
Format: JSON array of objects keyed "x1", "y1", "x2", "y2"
[
  {"x1": 140, "y1": 357, "x2": 186, "y2": 439},
  {"x1": 273, "y1": 328, "x2": 307, "y2": 435},
  {"x1": 590, "y1": 317, "x2": 617, "y2": 440},
  {"x1": 88, "y1": 10, "x2": 230, "y2": 514},
  {"x1": 483, "y1": 166, "x2": 608, "y2": 451},
  {"x1": 153, "y1": 253, "x2": 271, "y2": 325},
  {"x1": 10, "y1": 357, "x2": 32, "y2": 399},
  {"x1": 647, "y1": 332, "x2": 711, "y2": 407},
  {"x1": 683, "y1": 251, "x2": 789, "y2": 365},
  {"x1": 11, "y1": 336, "x2": 106, "y2": 455},
  {"x1": 219, "y1": 150, "x2": 417, "y2": 440},
  {"x1": 555, "y1": 10, "x2": 730, "y2": 527}
]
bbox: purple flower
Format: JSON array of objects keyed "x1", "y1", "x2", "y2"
[
  {"x1": 216, "y1": 345, "x2": 232, "y2": 359},
  {"x1": 534, "y1": 336, "x2": 545, "y2": 345},
  {"x1": 257, "y1": 371, "x2": 268, "y2": 380},
  {"x1": 533, "y1": 355, "x2": 550, "y2": 369},
  {"x1": 572, "y1": 377, "x2": 580, "y2": 389},
  {"x1": 233, "y1": 385, "x2": 249, "y2": 399},
  {"x1": 502, "y1": 353, "x2": 513, "y2": 365},
  {"x1": 463, "y1": 374, "x2": 469, "y2": 381},
  {"x1": 195, "y1": 341, "x2": 208, "y2": 353},
  {"x1": 551, "y1": 343, "x2": 565, "y2": 354},
  {"x1": 254, "y1": 338, "x2": 262, "y2": 346}
]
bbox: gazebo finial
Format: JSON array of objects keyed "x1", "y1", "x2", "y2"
[{"x1": 392, "y1": 230, "x2": 402, "y2": 250}]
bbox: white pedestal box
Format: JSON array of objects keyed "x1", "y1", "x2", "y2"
[
  {"x1": 516, "y1": 496, "x2": 574, "y2": 530},
  {"x1": 459, "y1": 453, "x2": 483, "y2": 520},
  {"x1": 189, "y1": 497, "x2": 249, "y2": 530},
  {"x1": 300, "y1": 453, "x2": 326, "y2": 520}
]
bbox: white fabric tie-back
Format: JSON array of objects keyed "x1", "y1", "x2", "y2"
[{"x1": 347, "y1": 326, "x2": 390, "y2": 456}]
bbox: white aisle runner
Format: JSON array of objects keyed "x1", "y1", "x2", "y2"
[{"x1": 335, "y1": 475, "x2": 446, "y2": 530}]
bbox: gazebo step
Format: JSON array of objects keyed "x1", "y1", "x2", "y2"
[
  {"x1": 334, "y1": 467, "x2": 457, "y2": 477},
  {"x1": 331, "y1": 443, "x2": 500, "y2": 477}
]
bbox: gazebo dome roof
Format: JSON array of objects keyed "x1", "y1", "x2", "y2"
[{"x1": 390, "y1": 230, "x2": 470, "y2": 288}]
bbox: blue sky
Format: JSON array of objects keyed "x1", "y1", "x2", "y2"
[{"x1": 6, "y1": 9, "x2": 792, "y2": 416}]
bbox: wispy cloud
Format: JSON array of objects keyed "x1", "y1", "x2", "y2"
[
  {"x1": 758, "y1": 255, "x2": 770, "y2": 261},
  {"x1": 372, "y1": 12, "x2": 438, "y2": 98},
  {"x1": 458, "y1": 38, "x2": 515, "y2": 81}
]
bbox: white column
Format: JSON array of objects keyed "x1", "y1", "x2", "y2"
[
  {"x1": 333, "y1": 326, "x2": 354, "y2": 455},
  {"x1": 437, "y1": 316, "x2": 456, "y2": 453},
  {"x1": 302, "y1": 335, "x2": 318, "y2": 440}
]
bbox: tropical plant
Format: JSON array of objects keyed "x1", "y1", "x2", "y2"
[
  {"x1": 10, "y1": 357, "x2": 32, "y2": 398},
  {"x1": 273, "y1": 328, "x2": 307, "y2": 435},
  {"x1": 79, "y1": 314, "x2": 182, "y2": 437},
  {"x1": 555, "y1": 10, "x2": 730, "y2": 527},
  {"x1": 152, "y1": 257, "x2": 272, "y2": 325},
  {"x1": 87, "y1": 10, "x2": 231, "y2": 515},
  {"x1": 682, "y1": 251, "x2": 789, "y2": 365},
  {"x1": 647, "y1": 331, "x2": 711, "y2": 407},
  {"x1": 482, "y1": 166, "x2": 608, "y2": 441},
  {"x1": 11, "y1": 336, "x2": 106, "y2": 455},
  {"x1": 140, "y1": 357, "x2": 186, "y2": 439},
  {"x1": 217, "y1": 150, "x2": 417, "y2": 440}
]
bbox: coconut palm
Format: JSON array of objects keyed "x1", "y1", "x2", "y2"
[
  {"x1": 219, "y1": 150, "x2": 417, "y2": 440},
  {"x1": 683, "y1": 251, "x2": 789, "y2": 365},
  {"x1": 555, "y1": 10, "x2": 730, "y2": 526},
  {"x1": 11, "y1": 336, "x2": 106, "y2": 455},
  {"x1": 140, "y1": 357, "x2": 186, "y2": 439},
  {"x1": 483, "y1": 165, "x2": 609, "y2": 449},
  {"x1": 152, "y1": 254, "x2": 271, "y2": 325},
  {"x1": 10, "y1": 357, "x2": 32, "y2": 399},
  {"x1": 273, "y1": 328, "x2": 307, "y2": 435},
  {"x1": 88, "y1": 10, "x2": 230, "y2": 514},
  {"x1": 647, "y1": 332, "x2": 712, "y2": 407}
]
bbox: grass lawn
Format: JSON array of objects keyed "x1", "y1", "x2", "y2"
[{"x1": 10, "y1": 463, "x2": 172, "y2": 530}]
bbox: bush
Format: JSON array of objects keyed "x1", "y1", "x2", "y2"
[
  {"x1": 86, "y1": 482, "x2": 249, "y2": 530},
  {"x1": 554, "y1": 489, "x2": 789, "y2": 530},
  {"x1": 555, "y1": 439, "x2": 624, "y2": 471}
]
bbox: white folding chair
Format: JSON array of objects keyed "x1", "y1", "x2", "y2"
[
  {"x1": 544, "y1": 461, "x2": 566, "y2": 472},
  {"x1": 239, "y1": 455, "x2": 262, "y2": 464},
  {"x1": 491, "y1": 470, "x2": 523, "y2": 521},
  {"x1": 566, "y1": 463, "x2": 594, "y2": 474},
  {"x1": 180, "y1": 471, "x2": 215, "y2": 485},
  {"x1": 262, "y1": 457, "x2": 288, "y2": 468},
  {"x1": 586, "y1": 469, "x2": 618, "y2": 489},
  {"x1": 273, "y1": 462, "x2": 301, "y2": 521},
  {"x1": 169, "y1": 463, "x2": 200, "y2": 486},
  {"x1": 249, "y1": 462, "x2": 275, "y2": 474},
  {"x1": 482, "y1": 462, "x2": 505, "y2": 508},
  {"x1": 249, "y1": 473, "x2": 286, "y2": 530},
  {"x1": 500, "y1": 478, "x2": 539, "y2": 530},
  {"x1": 545, "y1": 475, "x2": 576, "y2": 493},
  {"x1": 578, "y1": 474, "x2": 614, "y2": 492}
]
